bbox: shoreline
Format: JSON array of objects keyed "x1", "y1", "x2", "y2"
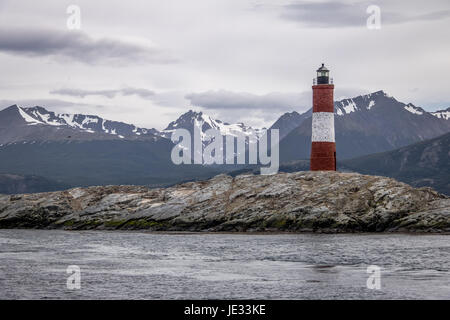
[{"x1": 1, "y1": 228, "x2": 449, "y2": 236}]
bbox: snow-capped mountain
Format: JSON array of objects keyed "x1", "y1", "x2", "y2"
[
  {"x1": 431, "y1": 107, "x2": 450, "y2": 120},
  {"x1": 334, "y1": 91, "x2": 429, "y2": 117},
  {"x1": 24, "y1": 105, "x2": 160, "y2": 137},
  {"x1": 162, "y1": 110, "x2": 265, "y2": 140},
  {"x1": 0, "y1": 105, "x2": 161, "y2": 144},
  {"x1": 160, "y1": 110, "x2": 266, "y2": 162}
]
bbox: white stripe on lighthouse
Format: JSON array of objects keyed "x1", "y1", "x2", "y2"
[{"x1": 311, "y1": 112, "x2": 335, "y2": 142}]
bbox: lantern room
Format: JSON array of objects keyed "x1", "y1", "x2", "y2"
[{"x1": 316, "y1": 63, "x2": 330, "y2": 85}]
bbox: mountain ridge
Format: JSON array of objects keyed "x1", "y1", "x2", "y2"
[
  {"x1": 2, "y1": 90, "x2": 448, "y2": 147},
  {"x1": 0, "y1": 105, "x2": 161, "y2": 144}
]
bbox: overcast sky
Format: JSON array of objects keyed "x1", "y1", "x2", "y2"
[{"x1": 0, "y1": 0, "x2": 449, "y2": 129}]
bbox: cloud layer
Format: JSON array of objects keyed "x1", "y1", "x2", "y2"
[
  {"x1": 0, "y1": 0, "x2": 449, "y2": 129},
  {"x1": 185, "y1": 90, "x2": 310, "y2": 111},
  {"x1": 0, "y1": 98, "x2": 104, "y2": 112},
  {"x1": 281, "y1": 1, "x2": 450, "y2": 28},
  {"x1": 0, "y1": 28, "x2": 177, "y2": 65},
  {"x1": 51, "y1": 87, "x2": 155, "y2": 100}
]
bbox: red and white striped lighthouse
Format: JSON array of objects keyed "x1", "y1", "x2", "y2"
[{"x1": 310, "y1": 63, "x2": 336, "y2": 171}]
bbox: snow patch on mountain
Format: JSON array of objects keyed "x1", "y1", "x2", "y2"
[
  {"x1": 17, "y1": 106, "x2": 42, "y2": 125},
  {"x1": 343, "y1": 100, "x2": 357, "y2": 114},
  {"x1": 431, "y1": 108, "x2": 450, "y2": 120},
  {"x1": 30, "y1": 109, "x2": 63, "y2": 126},
  {"x1": 404, "y1": 103, "x2": 424, "y2": 115},
  {"x1": 82, "y1": 116, "x2": 99, "y2": 125},
  {"x1": 336, "y1": 99, "x2": 358, "y2": 116}
]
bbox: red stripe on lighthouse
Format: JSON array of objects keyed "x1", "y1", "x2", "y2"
[
  {"x1": 312, "y1": 85, "x2": 334, "y2": 113},
  {"x1": 310, "y1": 142, "x2": 336, "y2": 171}
]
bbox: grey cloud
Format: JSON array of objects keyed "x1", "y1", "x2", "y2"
[
  {"x1": 148, "y1": 91, "x2": 189, "y2": 108},
  {"x1": 0, "y1": 28, "x2": 177, "y2": 65},
  {"x1": 0, "y1": 99, "x2": 104, "y2": 111},
  {"x1": 50, "y1": 87, "x2": 188, "y2": 108},
  {"x1": 121, "y1": 88, "x2": 156, "y2": 99},
  {"x1": 185, "y1": 90, "x2": 310, "y2": 111},
  {"x1": 50, "y1": 89, "x2": 118, "y2": 99},
  {"x1": 408, "y1": 10, "x2": 450, "y2": 22},
  {"x1": 185, "y1": 87, "x2": 374, "y2": 114},
  {"x1": 281, "y1": 2, "x2": 366, "y2": 28},
  {"x1": 281, "y1": 1, "x2": 450, "y2": 28},
  {"x1": 51, "y1": 87, "x2": 155, "y2": 100}
]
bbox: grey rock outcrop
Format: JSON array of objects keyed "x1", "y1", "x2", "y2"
[{"x1": 0, "y1": 172, "x2": 449, "y2": 232}]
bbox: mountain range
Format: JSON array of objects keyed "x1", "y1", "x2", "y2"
[
  {"x1": 0, "y1": 105, "x2": 226, "y2": 189},
  {"x1": 1, "y1": 92, "x2": 449, "y2": 154},
  {"x1": 0, "y1": 90, "x2": 449, "y2": 194},
  {"x1": 0, "y1": 105, "x2": 160, "y2": 144},
  {"x1": 0, "y1": 105, "x2": 264, "y2": 145}
]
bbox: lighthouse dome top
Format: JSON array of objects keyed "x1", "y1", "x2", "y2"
[{"x1": 316, "y1": 63, "x2": 329, "y2": 72}]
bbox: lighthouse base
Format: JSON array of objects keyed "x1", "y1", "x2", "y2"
[{"x1": 310, "y1": 142, "x2": 336, "y2": 171}]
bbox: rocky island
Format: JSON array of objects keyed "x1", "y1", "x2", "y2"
[{"x1": 0, "y1": 172, "x2": 449, "y2": 232}]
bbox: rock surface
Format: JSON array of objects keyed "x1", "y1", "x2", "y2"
[{"x1": 0, "y1": 172, "x2": 449, "y2": 232}]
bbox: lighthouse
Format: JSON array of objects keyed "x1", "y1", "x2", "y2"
[{"x1": 310, "y1": 63, "x2": 336, "y2": 171}]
